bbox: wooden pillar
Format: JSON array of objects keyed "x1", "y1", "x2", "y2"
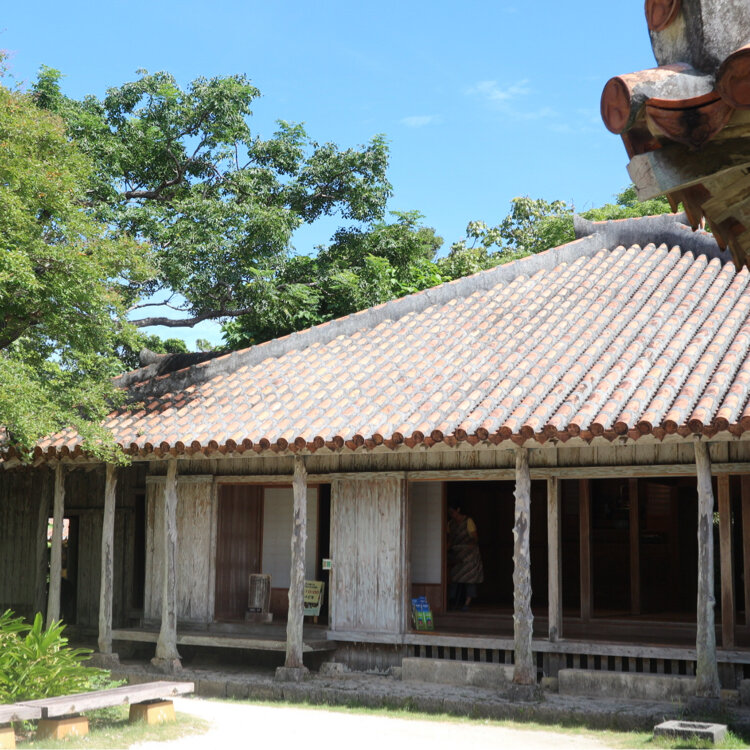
[
  {"x1": 285, "y1": 455, "x2": 308, "y2": 669},
  {"x1": 694, "y1": 440, "x2": 720, "y2": 698},
  {"x1": 46, "y1": 463, "x2": 65, "y2": 628},
  {"x1": 153, "y1": 459, "x2": 180, "y2": 668},
  {"x1": 34, "y1": 469, "x2": 51, "y2": 619},
  {"x1": 742, "y1": 476, "x2": 750, "y2": 627},
  {"x1": 513, "y1": 447, "x2": 535, "y2": 684},
  {"x1": 629, "y1": 479, "x2": 641, "y2": 616},
  {"x1": 547, "y1": 477, "x2": 562, "y2": 642},
  {"x1": 98, "y1": 464, "x2": 117, "y2": 655},
  {"x1": 718, "y1": 474, "x2": 735, "y2": 648},
  {"x1": 579, "y1": 479, "x2": 592, "y2": 622}
]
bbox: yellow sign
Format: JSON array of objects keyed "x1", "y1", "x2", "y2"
[{"x1": 304, "y1": 580, "x2": 325, "y2": 616}]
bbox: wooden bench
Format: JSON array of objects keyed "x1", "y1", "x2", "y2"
[
  {"x1": 0, "y1": 705, "x2": 42, "y2": 750},
  {"x1": 15, "y1": 680, "x2": 194, "y2": 740}
]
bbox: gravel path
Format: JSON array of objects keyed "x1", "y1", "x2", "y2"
[{"x1": 131, "y1": 697, "x2": 616, "y2": 750}]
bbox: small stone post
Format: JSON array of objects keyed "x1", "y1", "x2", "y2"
[{"x1": 694, "y1": 439, "x2": 720, "y2": 698}]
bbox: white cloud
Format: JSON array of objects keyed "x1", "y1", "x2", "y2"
[
  {"x1": 466, "y1": 79, "x2": 560, "y2": 123},
  {"x1": 400, "y1": 114, "x2": 441, "y2": 128},
  {"x1": 466, "y1": 79, "x2": 530, "y2": 103}
]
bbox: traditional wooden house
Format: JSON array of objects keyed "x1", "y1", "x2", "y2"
[
  {"x1": 5, "y1": 0, "x2": 750, "y2": 697},
  {"x1": 2, "y1": 211, "x2": 750, "y2": 695}
]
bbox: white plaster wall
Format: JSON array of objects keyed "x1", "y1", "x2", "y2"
[
  {"x1": 410, "y1": 482, "x2": 442, "y2": 584},
  {"x1": 262, "y1": 487, "x2": 318, "y2": 588}
]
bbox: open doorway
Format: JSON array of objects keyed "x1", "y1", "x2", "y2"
[{"x1": 410, "y1": 480, "x2": 548, "y2": 623}]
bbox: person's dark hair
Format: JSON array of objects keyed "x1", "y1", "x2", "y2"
[{"x1": 447, "y1": 499, "x2": 461, "y2": 511}]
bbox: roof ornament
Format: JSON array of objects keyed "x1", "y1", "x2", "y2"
[{"x1": 602, "y1": 0, "x2": 750, "y2": 266}]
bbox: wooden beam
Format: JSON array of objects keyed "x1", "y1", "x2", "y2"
[
  {"x1": 513, "y1": 448, "x2": 535, "y2": 684},
  {"x1": 98, "y1": 465, "x2": 117, "y2": 655},
  {"x1": 694, "y1": 440, "x2": 720, "y2": 697},
  {"x1": 742, "y1": 476, "x2": 750, "y2": 627},
  {"x1": 34, "y1": 469, "x2": 51, "y2": 619},
  {"x1": 579, "y1": 478, "x2": 592, "y2": 623},
  {"x1": 718, "y1": 474, "x2": 735, "y2": 648},
  {"x1": 139, "y1": 462, "x2": 750, "y2": 487},
  {"x1": 547, "y1": 477, "x2": 562, "y2": 642},
  {"x1": 46, "y1": 464, "x2": 65, "y2": 628},
  {"x1": 153, "y1": 459, "x2": 180, "y2": 668},
  {"x1": 285, "y1": 455, "x2": 308, "y2": 669},
  {"x1": 628, "y1": 137, "x2": 750, "y2": 200},
  {"x1": 629, "y1": 479, "x2": 641, "y2": 616}
]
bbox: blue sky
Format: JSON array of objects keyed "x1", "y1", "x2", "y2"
[{"x1": 2, "y1": 1, "x2": 656, "y2": 348}]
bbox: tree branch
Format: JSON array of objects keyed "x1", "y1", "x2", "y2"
[{"x1": 131, "y1": 307, "x2": 254, "y2": 328}]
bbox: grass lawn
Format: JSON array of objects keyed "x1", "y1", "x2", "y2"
[{"x1": 15, "y1": 706, "x2": 209, "y2": 749}]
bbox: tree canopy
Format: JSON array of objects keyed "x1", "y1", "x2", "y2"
[
  {"x1": 0, "y1": 78, "x2": 150, "y2": 456},
  {"x1": 29, "y1": 66, "x2": 676, "y2": 353},
  {"x1": 32, "y1": 67, "x2": 392, "y2": 329}
]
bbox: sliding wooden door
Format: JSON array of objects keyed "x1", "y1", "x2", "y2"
[{"x1": 214, "y1": 485, "x2": 263, "y2": 620}]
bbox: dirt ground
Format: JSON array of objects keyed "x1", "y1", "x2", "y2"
[{"x1": 131, "y1": 697, "x2": 614, "y2": 750}]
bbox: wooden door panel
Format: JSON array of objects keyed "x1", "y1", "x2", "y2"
[{"x1": 214, "y1": 485, "x2": 262, "y2": 620}]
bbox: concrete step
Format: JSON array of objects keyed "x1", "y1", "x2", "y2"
[
  {"x1": 401, "y1": 658, "x2": 514, "y2": 688},
  {"x1": 558, "y1": 668, "x2": 695, "y2": 701}
]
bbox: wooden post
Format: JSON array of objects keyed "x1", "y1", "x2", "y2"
[
  {"x1": 34, "y1": 469, "x2": 51, "y2": 619},
  {"x1": 579, "y1": 479, "x2": 592, "y2": 622},
  {"x1": 629, "y1": 479, "x2": 641, "y2": 616},
  {"x1": 513, "y1": 447, "x2": 535, "y2": 684},
  {"x1": 742, "y1": 476, "x2": 750, "y2": 627},
  {"x1": 98, "y1": 465, "x2": 117, "y2": 655},
  {"x1": 547, "y1": 477, "x2": 562, "y2": 642},
  {"x1": 694, "y1": 440, "x2": 720, "y2": 698},
  {"x1": 718, "y1": 474, "x2": 735, "y2": 648},
  {"x1": 153, "y1": 459, "x2": 180, "y2": 670},
  {"x1": 46, "y1": 463, "x2": 65, "y2": 628},
  {"x1": 284, "y1": 455, "x2": 308, "y2": 670}
]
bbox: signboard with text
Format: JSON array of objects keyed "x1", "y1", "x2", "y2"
[{"x1": 304, "y1": 580, "x2": 325, "y2": 617}]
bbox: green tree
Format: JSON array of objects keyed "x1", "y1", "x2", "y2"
[
  {"x1": 32, "y1": 67, "x2": 392, "y2": 331},
  {"x1": 223, "y1": 211, "x2": 444, "y2": 347},
  {"x1": 0, "y1": 78, "x2": 150, "y2": 456},
  {"x1": 444, "y1": 187, "x2": 676, "y2": 272}
]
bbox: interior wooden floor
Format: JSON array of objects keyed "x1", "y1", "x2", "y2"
[{"x1": 433, "y1": 605, "x2": 750, "y2": 648}]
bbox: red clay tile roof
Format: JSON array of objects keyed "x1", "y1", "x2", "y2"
[{"x1": 29, "y1": 214, "x2": 750, "y2": 458}]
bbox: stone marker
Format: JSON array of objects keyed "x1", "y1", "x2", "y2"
[{"x1": 653, "y1": 720, "x2": 727, "y2": 744}]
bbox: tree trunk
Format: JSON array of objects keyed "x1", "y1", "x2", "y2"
[
  {"x1": 694, "y1": 440, "x2": 720, "y2": 697},
  {"x1": 46, "y1": 463, "x2": 64, "y2": 628},
  {"x1": 154, "y1": 459, "x2": 180, "y2": 665},
  {"x1": 98, "y1": 465, "x2": 117, "y2": 654},
  {"x1": 285, "y1": 455, "x2": 308, "y2": 669},
  {"x1": 513, "y1": 447, "x2": 535, "y2": 684}
]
